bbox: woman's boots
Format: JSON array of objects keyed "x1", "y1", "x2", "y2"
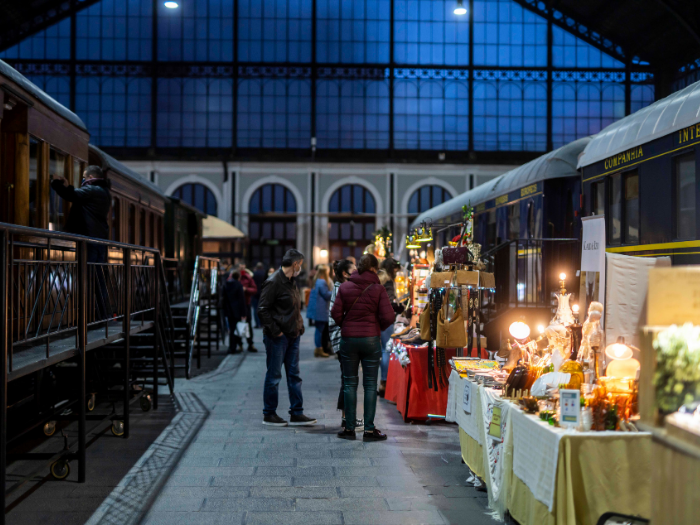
[
  {"x1": 377, "y1": 380, "x2": 387, "y2": 398},
  {"x1": 314, "y1": 347, "x2": 330, "y2": 358}
]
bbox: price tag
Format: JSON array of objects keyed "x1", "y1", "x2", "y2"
[
  {"x1": 488, "y1": 405, "x2": 502, "y2": 439},
  {"x1": 559, "y1": 389, "x2": 581, "y2": 429},
  {"x1": 462, "y1": 380, "x2": 472, "y2": 415}
]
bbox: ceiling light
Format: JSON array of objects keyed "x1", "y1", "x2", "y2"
[
  {"x1": 164, "y1": 1, "x2": 179, "y2": 8},
  {"x1": 454, "y1": 0, "x2": 467, "y2": 15}
]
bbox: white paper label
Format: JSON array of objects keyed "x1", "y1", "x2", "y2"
[{"x1": 462, "y1": 380, "x2": 472, "y2": 415}]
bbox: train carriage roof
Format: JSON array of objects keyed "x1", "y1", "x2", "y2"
[
  {"x1": 89, "y1": 145, "x2": 166, "y2": 198},
  {"x1": 0, "y1": 59, "x2": 87, "y2": 132},
  {"x1": 410, "y1": 137, "x2": 591, "y2": 229},
  {"x1": 579, "y1": 79, "x2": 700, "y2": 169}
]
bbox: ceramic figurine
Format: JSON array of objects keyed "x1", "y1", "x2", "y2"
[{"x1": 579, "y1": 301, "x2": 604, "y2": 378}]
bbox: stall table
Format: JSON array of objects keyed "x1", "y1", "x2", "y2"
[{"x1": 449, "y1": 373, "x2": 652, "y2": 525}]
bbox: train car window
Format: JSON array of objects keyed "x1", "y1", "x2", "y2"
[
  {"x1": 73, "y1": 158, "x2": 81, "y2": 186},
  {"x1": 28, "y1": 138, "x2": 40, "y2": 228},
  {"x1": 675, "y1": 153, "x2": 696, "y2": 240},
  {"x1": 592, "y1": 181, "x2": 605, "y2": 216},
  {"x1": 508, "y1": 204, "x2": 520, "y2": 240},
  {"x1": 609, "y1": 173, "x2": 622, "y2": 244},
  {"x1": 128, "y1": 204, "x2": 136, "y2": 245},
  {"x1": 48, "y1": 148, "x2": 67, "y2": 231},
  {"x1": 487, "y1": 210, "x2": 497, "y2": 248},
  {"x1": 527, "y1": 201, "x2": 535, "y2": 238},
  {"x1": 624, "y1": 172, "x2": 639, "y2": 243},
  {"x1": 140, "y1": 209, "x2": 148, "y2": 247},
  {"x1": 111, "y1": 198, "x2": 120, "y2": 241}
]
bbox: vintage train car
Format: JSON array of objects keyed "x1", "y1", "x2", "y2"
[
  {"x1": 579, "y1": 79, "x2": 700, "y2": 264},
  {"x1": 411, "y1": 137, "x2": 589, "y2": 254}
]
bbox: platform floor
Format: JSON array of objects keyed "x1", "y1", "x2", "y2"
[{"x1": 83, "y1": 328, "x2": 497, "y2": 525}]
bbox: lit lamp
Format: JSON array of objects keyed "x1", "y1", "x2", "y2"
[
  {"x1": 558, "y1": 272, "x2": 567, "y2": 294},
  {"x1": 417, "y1": 221, "x2": 433, "y2": 242},
  {"x1": 319, "y1": 249, "x2": 328, "y2": 259},
  {"x1": 454, "y1": 0, "x2": 467, "y2": 15},
  {"x1": 604, "y1": 336, "x2": 641, "y2": 384},
  {"x1": 509, "y1": 321, "x2": 531, "y2": 343},
  {"x1": 537, "y1": 324, "x2": 545, "y2": 335},
  {"x1": 406, "y1": 231, "x2": 421, "y2": 249},
  {"x1": 572, "y1": 304, "x2": 580, "y2": 322}
]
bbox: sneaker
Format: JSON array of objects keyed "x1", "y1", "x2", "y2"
[
  {"x1": 363, "y1": 429, "x2": 388, "y2": 442},
  {"x1": 289, "y1": 414, "x2": 317, "y2": 426},
  {"x1": 247, "y1": 346, "x2": 258, "y2": 353},
  {"x1": 263, "y1": 413, "x2": 288, "y2": 426},
  {"x1": 337, "y1": 429, "x2": 356, "y2": 440}
]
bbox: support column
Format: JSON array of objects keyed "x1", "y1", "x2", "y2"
[
  {"x1": 77, "y1": 241, "x2": 87, "y2": 482},
  {"x1": 123, "y1": 248, "x2": 132, "y2": 439},
  {"x1": 14, "y1": 133, "x2": 29, "y2": 226},
  {"x1": 0, "y1": 230, "x2": 8, "y2": 525},
  {"x1": 153, "y1": 254, "x2": 160, "y2": 410}
]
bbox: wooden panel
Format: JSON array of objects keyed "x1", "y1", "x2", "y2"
[
  {"x1": 27, "y1": 107, "x2": 88, "y2": 161},
  {"x1": 37, "y1": 141, "x2": 50, "y2": 229},
  {"x1": 13, "y1": 132, "x2": 29, "y2": 226}
]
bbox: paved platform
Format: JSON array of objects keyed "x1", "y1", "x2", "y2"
[{"x1": 88, "y1": 328, "x2": 497, "y2": 525}]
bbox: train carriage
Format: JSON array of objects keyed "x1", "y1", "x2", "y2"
[{"x1": 579, "y1": 79, "x2": 700, "y2": 263}]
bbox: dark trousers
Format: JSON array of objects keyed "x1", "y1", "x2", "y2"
[
  {"x1": 251, "y1": 296, "x2": 261, "y2": 328},
  {"x1": 245, "y1": 304, "x2": 254, "y2": 347},
  {"x1": 227, "y1": 314, "x2": 242, "y2": 352},
  {"x1": 339, "y1": 336, "x2": 381, "y2": 431},
  {"x1": 263, "y1": 334, "x2": 303, "y2": 416}
]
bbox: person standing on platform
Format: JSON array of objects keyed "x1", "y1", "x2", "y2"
[
  {"x1": 223, "y1": 271, "x2": 246, "y2": 354},
  {"x1": 329, "y1": 259, "x2": 363, "y2": 431},
  {"x1": 306, "y1": 267, "x2": 317, "y2": 328},
  {"x1": 258, "y1": 249, "x2": 317, "y2": 427},
  {"x1": 238, "y1": 263, "x2": 258, "y2": 352},
  {"x1": 312, "y1": 265, "x2": 333, "y2": 358},
  {"x1": 252, "y1": 262, "x2": 266, "y2": 329},
  {"x1": 331, "y1": 253, "x2": 394, "y2": 441},
  {"x1": 51, "y1": 166, "x2": 112, "y2": 319},
  {"x1": 378, "y1": 257, "x2": 404, "y2": 398}
]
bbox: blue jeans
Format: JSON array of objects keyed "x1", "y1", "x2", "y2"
[
  {"x1": 314, "y1": 321, "x2": 327, "y2": 348},
  {"x1": 380, "y1": 324, "x2": 393, "y2": 381},
  {"x1": 252, "y1": 296, "x2": 261, "y2": 328},
  {"x1": 263, "y1": 334, "x2": 303, "y2": 416}
]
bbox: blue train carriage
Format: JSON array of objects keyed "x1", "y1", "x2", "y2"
[
  {"x1": 579, "y1": 79, "x2": 700, "y2": 263},
  {"x1": 411, "y1": 139, "x2": 588, "y2": 348}
]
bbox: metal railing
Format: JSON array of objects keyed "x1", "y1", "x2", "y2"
[
  {"x1": 185, "y1": 255, "x2": 222, "y2": 379},
  {"x1": 0, "y1": 222, "x2": 175, "y2": 523},
  {"x1": 480, "y1": 238, "x2": 580, "y2": 322}
]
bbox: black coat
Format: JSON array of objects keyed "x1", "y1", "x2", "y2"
[
  {"x1": 224, "y1": 279, "x2": 246, "y2": 321},
  {"x1": 252, "y1": 269, "x2": 266, "y2": 299},
  {"x1": 51, "y1": 179, "x2": 111, "y2": 240},
  {"x1": 257, "y1": 269, "x2": 304, "y2": 338}
]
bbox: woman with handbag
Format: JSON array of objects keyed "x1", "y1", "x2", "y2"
[
  {"x1": 330, "y1": 254, "x2": 395, "y2": 441},
  {"x1": 223, "y1": 271, "x2": 246, "y2": 354},
  {"x1": 312, "y1": 265, "x2": 333, "y2": 358}
]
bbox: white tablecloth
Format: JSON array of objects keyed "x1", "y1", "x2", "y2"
[{"x1": 449, "y1": 372, "x2": 482, "y2": 444}]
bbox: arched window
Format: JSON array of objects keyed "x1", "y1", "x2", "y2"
[
  {"x1": 172, "y1": 182, "x2": 217, "y2": 216},
  {"x1": 328, "y1": 184, "x2": 376, "y2": 262},
  {"x1": 248, "y1": 184, "x2": 297, "y2": 270},
  {"x1": 407, "y1": 185, "x2": 452, "y2": 215}
]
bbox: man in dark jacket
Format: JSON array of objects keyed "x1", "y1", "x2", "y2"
[
  {"x1": 238, "y1": 263, "x2": 258, "y2": 352},
  {"x1": 224, "y1": 271, "x2": 246, "y2": 354},
  {"x1": 257, "y1": 249, "x2": 316, "y2": 427},
  {"x1": 50, "y1": 165, "x2": 111, "y2": 262},
  {"x1": 251, "y1": 262, "x2": 266, "y2": 329}
]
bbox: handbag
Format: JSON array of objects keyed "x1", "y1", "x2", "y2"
[
  {"x1": 436, "y1": 308, "x2": 467, "y2": 348},
  {"x1": 235, "y1": 321, "x2": 250, "y2": 339},
  {"x1": 442, "y1": 246, "x2": 469, "y2": 264},
  {"x1": 419, "y1": 305, "x2": 431, "y2": 341},
  {"x1": 429, "y1": 271, "x2": 455, "y2": 289}
]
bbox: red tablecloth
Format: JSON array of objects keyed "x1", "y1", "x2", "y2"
[{"x1": 385, "y1": 343, "x2": 457, "y2": 421}]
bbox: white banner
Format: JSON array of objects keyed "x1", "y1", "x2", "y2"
[{"x1": 580, "y1": 216, "x2": 606, "y2": 326}]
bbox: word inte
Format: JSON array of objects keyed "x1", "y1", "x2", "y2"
[{"x1": 678, "y1": 123, "x2": 700, "y2": 146}]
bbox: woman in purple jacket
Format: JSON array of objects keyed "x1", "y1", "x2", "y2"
[{"x1": 330, "y1": 253, "x2": 395, "y2": 441}]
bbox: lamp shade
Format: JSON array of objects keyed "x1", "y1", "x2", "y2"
[
  {"x1": 509, "y1": 321, "x2": 530, "y2": 341},
  {"x1": 605, "y1": 336, "x2": 633, "y2": 360}
]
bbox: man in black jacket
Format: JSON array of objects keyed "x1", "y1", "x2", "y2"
[
  {"x1": 258, "y1": 249, "x2": 316, "y2": 427},
  {"x1": 51, "y1": 165, "x2": 111, "y2": 319},
  {"x1": 50, "y1": 165, "x2": 111, "y2": 263}
]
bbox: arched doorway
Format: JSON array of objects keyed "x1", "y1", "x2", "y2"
[
  {"x1": 328, "y1": 184, "x2": 376, "y2": 262},
  {"x1": 172, "y1": 182, "x2": 218, "y2": 216},
  {"x1": 248, "y1": 183, "x2": 297, "y2": 269},
  {"x1": 407, "y1": 184, "x2": 452, "y2": 245}
]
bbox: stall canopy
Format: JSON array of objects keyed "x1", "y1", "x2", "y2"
[{"x1": 203, "y1": 215, "x2": 245, "y2": 239}]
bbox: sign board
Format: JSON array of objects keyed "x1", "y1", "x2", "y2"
[
  {"x1": 580, "y1": 216, "x2": 606, "y2": 327},
  {"x1": 559, "y1": 389, "x2": 581, "y2": 429},
  {"x1": 462, "y1": 380, "x2": 472, "y2": 415},
  {"x1": 488, "y1": 405, "x2": 502, "y2": 439}
]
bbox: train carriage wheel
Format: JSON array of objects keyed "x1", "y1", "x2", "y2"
[
  {"x1": 50, "y1": 460, "x2": 70, "y2": 480},
  {"x1": 43, "y1": 421, "x2": 57, "y2": 437},
  {"x1": 140, "y1": 394, "x2": 152, "y2": 412},
  {"x1": 111, "y1": 420, "x2": 125, "y2": 436}
]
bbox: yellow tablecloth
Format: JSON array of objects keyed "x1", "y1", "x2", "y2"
[{"x1": 452, "y1": 375, "x2": 652, "y2": 525}]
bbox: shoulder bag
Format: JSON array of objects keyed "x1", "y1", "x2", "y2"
[{"x1": 340, "y1": 284, "x2": 375, "y2": 327}]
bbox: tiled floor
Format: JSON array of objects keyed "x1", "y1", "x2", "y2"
[{"x1": 127, "y1": 328, "x2": 497, "y2": 525}]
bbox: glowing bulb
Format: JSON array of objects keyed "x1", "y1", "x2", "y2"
[
  {"x1": 164, "y1": 1, "x2": 179, "y2": 8},
  {"x1": 320, "y1": 249, "x2": 328, "y2": 258},
  {"x1": 559, "y1": 272, "x2": 566, "y2": 280},
  {"x1": 454, "y1": 0, "x2": 467, "y2": 15},
  {"x1": 509, "y1": 321, "x2": 530, "y2": 341},
  {"x1": 537, "y1": 324, "x2": 545, "y2": 334},
  {"x1": 572, "y1": 304, "x2": 579, "y2": 314},
  {"x1": 604, "y1": 339, "x2": 633, "y2": 361}
]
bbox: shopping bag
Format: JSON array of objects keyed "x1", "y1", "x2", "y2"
[{"x1": 235, "y1": 321, "x2": 250, "y2": 339}]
